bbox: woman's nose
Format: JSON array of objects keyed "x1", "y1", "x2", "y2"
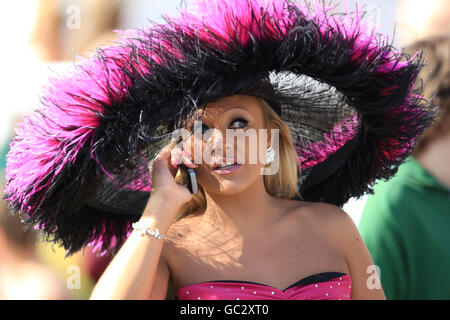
[
  {"x1": 204, "y1": 126, "x2": 224, "y2": 144},
  {"x1": 205, "y1": 127, "x2": 235, "y2": 158}
]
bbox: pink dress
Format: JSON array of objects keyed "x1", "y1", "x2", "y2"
[{"x1": 176, "y1": 272, "x2": 351, "y2": 300}]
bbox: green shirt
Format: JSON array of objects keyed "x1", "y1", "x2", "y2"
[
  {"x1": 359, "y1": 156, "x2": 450, "y2": 300},
  {"x1": 0, "y1": 137, "x2": 10, "y2": 183}
]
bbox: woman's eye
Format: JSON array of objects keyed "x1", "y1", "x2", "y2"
[
  {"x1": 229, "y1": 118, "x2": 248, "y2": 129},
  {"x1": 196, "y1": 118, "x2": 247, "y2": 134}
]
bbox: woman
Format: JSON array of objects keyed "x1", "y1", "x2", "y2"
[
  {"x1": 89, "y1": 93, "x2": 385, "y2": 300},
  {"x1": 4, "y1": 0, "x2": 435, "y2": 300}
]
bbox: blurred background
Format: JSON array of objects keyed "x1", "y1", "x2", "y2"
[{"x1": 0, "y1": 0, "x2": 448, "y2": 299}]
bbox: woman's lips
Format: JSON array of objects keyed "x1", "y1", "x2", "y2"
[
  {"x1": 213, "y1": 163, "x2": 242, "y2": 174},
  {"x1": 212, "y1": 158, "x2": 238, "y2": 169}
]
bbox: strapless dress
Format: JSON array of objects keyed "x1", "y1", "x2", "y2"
[{"x1": 175, "y1": 272, "x2": 351, "y2": 300}]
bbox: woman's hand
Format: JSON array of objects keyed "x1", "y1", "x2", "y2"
[
  {"x1": 90, "y1": 145, "x2": 194, "y2": 299},
  {"x1": 148, "y1": 143, "x2": 199, "y2": 212}
]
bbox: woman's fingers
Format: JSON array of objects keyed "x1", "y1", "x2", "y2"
[
  {"x1": 170, "y1": 147, "x2": 183, "y2": 169},
  {"x1": 171, "y1": 147, "x2": 198, "y2": 169},
  {"x1": 147, "y1": 143, "x2": 198, "y2": 208},
  {"x1": 149, "y1": 144, "x2": 198, "y2": 182}
]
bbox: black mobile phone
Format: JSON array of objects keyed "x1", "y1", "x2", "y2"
[{"x1": 174, "y1": 164, "x2": 198, "y2": 194}]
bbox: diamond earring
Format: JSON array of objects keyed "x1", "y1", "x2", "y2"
[{"x1": 265, "y1": 147, "x2": 275, "y2": 164}]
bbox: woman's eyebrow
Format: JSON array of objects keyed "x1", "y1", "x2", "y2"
[
  {"x1": 223, "y1": 106, "x2": 248, "y2": 114},
  {"x1": 189, "y1": 106, "x2": 249, "y2": 128}
]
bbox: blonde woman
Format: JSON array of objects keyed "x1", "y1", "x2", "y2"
[
  {"x1": 4, "y1": 0, "x2": 435, "y2": 300},
  {"x1": 89, "y1": 94, "x2": 387, "y2": 300}
]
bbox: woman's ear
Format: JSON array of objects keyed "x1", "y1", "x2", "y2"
[
  {"x1": 266, "y1": 121, "x2": 274, "y2": 147},
  {"x1": 262, "y1": 123, "x2": 274, "y2": 167}
]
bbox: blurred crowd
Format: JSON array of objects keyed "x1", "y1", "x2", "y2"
[{"x1": 0, "y1": 0, "x2": 449, "y2": 300}]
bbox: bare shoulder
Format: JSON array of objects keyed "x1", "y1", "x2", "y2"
[
  {"x1": 283, "y1": 200, "x2": 353, "y2": 227},
  {"x1": 282, "y1": 200, "x2": 363, "y2": 258},
  {"x1": 289, "y1": 201, "x2": 356, "y2": 233},
  {"x1": 311, "y1": 202, "x2": 355, "y2": 228},
  {"x1": 286, "y1": 201, "x2": 386, "y2": 299},
  {"x1": 309, "y1": 202, "x2": 362, "y2": 247}
]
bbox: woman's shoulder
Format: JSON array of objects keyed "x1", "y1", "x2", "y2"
[
  {"x1": 283, "y1": 199, "x2": 349, "y2": 221},
  {"x1": 283, "y1": 200, "x2": 358, "y2": 246},
  {"x1": 278, "y1": 199, "x2": 353, "y2": 273}
]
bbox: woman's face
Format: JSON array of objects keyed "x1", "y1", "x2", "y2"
[{"x1": 183, "y1": 95, "x2": 271, "y2": 196}]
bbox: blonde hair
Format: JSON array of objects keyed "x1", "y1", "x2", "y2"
[
  {"x1": 171, "y1": 97, "x2": 304, "y2": 222},
  {"x1": 407, "y1": 36, "x2": 450, "y2": 157}
]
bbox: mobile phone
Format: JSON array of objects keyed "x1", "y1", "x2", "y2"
[{"x1": 174, "y1": 164, "x2": 198, "y2": 194}]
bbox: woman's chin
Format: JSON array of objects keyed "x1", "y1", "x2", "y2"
[
  {"x1": 205, "y1": 181, "x2": 248, "y2": 196},
  {"x1": 201, "y1": 166, "x2": 260, "y2": 195}
]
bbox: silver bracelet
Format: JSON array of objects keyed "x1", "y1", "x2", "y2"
[{"x1": 132, "y1": 221, "x2": 167, "y2": 240}]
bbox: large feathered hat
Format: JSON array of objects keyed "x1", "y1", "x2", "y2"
[{"x1": 3, "y1": 0, "x2": 437, "y2": 256}]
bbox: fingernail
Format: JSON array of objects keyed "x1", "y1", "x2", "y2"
[
  {"x1": 170, "y1": 157, "x2": 178, "y2": 168},
  {"x1": 183, "y1": 156, "x2": 198, "y2": 168}
]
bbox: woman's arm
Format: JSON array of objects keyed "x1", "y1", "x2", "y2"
[
  {"x1": 89, "y1": 143, "x2": 197, "y2": 300},
  {"x1": 89, "y1": 191, "x2": 181, "y2": 300}
]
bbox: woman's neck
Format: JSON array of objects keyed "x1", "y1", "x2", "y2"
[{"x1": 201, "y1": 179, "x2": 285, "y2": 236}]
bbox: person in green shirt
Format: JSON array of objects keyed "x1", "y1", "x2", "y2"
[{"x1": 359, "y1": 36, "x2": 450, "y2": 300}]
